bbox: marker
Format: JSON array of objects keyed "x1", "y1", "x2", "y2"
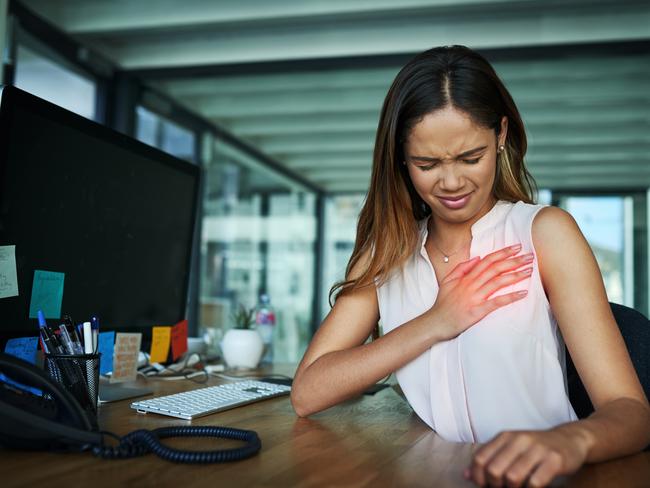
[{"x1": 83, "y1": 322, "x2": 93, "y2": 355}]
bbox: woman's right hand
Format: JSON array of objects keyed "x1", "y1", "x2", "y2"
[{"x1": 430, "y1": 244, "x2": 534, "y2": 341}]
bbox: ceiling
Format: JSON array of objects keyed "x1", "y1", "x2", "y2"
[{"x1": 19, "y1": 0, "x2": 650, "y2": 194}]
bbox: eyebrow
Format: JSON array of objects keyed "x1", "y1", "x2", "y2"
[{"x1": 408, "y1": 145, "x2": 488, "y2": 163}]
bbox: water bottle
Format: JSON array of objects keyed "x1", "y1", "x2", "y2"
[{"x1": 255, "y1": 294, "x2": 276, "y2": 364}]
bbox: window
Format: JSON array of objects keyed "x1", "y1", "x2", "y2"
[
  {"x1": 557, "y1": 195, "x2": 636, "y2": 307},
  {"x1": 14, "y1": 44, "x2": 96, "y2": 120},
  {"x1": 135, "y1": 106, "x2": 196, "y2": 162}
]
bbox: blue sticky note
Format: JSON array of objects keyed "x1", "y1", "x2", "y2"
[
  {"x1": 28, "y1": 270, "x2": 65, "y2": 319},
  {"x1": 98, "y1": 331, "x2": 115, "y2": 375},
  {"x1": 4, "y1": 337, "x2": 39, "y2": 364}
]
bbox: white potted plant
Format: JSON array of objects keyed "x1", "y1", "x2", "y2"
[{"x1": 221, "y1": 304, "x2": 264, "y2": 369}]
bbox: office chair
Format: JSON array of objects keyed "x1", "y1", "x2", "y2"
[{"x1": 566, "y1": 302, "x2": 650, "y2": 419}]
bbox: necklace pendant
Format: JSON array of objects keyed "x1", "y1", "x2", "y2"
[{"x1": 443, "y1": 256, "x2": 450, "y2": 263}]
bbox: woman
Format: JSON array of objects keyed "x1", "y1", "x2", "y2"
[{"x1": 290, "y1": 45, "x2": 650, "y2": 487}]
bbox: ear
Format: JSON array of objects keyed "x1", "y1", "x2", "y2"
[{"x1": 498, "y1": 116, "x2": 508, "y2": 147}]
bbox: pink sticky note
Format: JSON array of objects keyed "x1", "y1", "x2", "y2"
[{"x1": 170, "y1": 320, "x2": 188, "y2": 361}]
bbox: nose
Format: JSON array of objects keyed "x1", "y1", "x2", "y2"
[{"x1": 438, "y1": 162, "x2": 464, "y2": 191}]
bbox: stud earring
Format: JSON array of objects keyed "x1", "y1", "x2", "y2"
[{"x1": 498, "y1": 145, "x2": 505, "y2": 153}]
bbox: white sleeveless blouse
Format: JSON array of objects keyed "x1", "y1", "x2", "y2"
[{"x1": 376, "y1": 200, "x2": 578, "y2": 443}]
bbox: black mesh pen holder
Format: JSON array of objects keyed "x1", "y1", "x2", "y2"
[{"x1": 44, "y1": 352, "x2": 101, "y2": 427}]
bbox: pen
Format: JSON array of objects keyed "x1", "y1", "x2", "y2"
[
  {"x1": 76, "y1": 324, "x2": 84, "y2": 348},
  {"x1": 37, "y1": 310, "x2": 47, "y2": 350},
  {"x1": 40, "y1": 330, "x2": 54, "y2": 355},
  {"x1": 49, "y1": 325, "x2": 63, "y2": 351},
  {"x1": 91, "y1": 316, "x2": 99, "y2": 353},
  {"x1": 63, "y1": 315, "x2": 84, "y2": 354},
  {"x1": 58, "y1": 325, "x2": 76, "y2": 354},
  {"x1": 38, "y1": 311, "x2": 53, "y2": 354}
]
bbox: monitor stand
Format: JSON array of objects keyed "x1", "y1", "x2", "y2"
[{"x1": 98, "y1": 378, "x2": 153, "y2": 403}]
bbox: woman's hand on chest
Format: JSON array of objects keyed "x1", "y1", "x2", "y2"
[{"x1": 426, "y1": 244, "x2": 534, "y2": 341}]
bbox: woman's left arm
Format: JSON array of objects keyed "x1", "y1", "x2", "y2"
[{"x1": 467, "y1": 206, "x2": 650, "y2": 488}]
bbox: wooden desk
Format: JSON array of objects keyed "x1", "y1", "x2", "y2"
[{"x1": 3, "y1": 366, "x2": 649, "y2": 487}]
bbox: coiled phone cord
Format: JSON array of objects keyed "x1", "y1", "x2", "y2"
[{"x1": 93, "y1": 425, "x2": 261, "y2": 463}]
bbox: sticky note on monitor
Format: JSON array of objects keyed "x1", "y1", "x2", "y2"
[
  {"x1": 110, "y1": 332, "x2": 141, "y2": 383},
  {"x1": 98, "y1": 331, "x2": 116, "y2": 376},
  {"x1": 171, "y1": 319, "x2": 188, "y2": 361},
  {"x1": 29, "y1": 270, "x2": 65, "y2": 319},
  {"x1": 4, "y1": 336, "x2": 38, "y2": 364},
  {"x1": 0, "y1": 245, "x2": 19, "y2": 299},
  {"x1": 150, "y1": 326, "x2": 171, "y2": 363}
]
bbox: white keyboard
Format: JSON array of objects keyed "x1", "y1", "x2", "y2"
[{"x1": 131, "y1": 380, "x2": 291, "y2": 420}]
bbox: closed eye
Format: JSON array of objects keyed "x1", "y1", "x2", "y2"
[
  {"x1": 417, "y1": 163, "x2": 437, "y2": 171},
  {"x1": 412, "y1": 154, "x2": 483, "y2": 170}
]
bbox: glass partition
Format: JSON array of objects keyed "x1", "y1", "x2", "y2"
[
  {"x1": 200, "y1": 139, "x2": 317, "y2": 362},
  {"x1": 321, "y1": 194, "x2": 366, "y2": 320}
]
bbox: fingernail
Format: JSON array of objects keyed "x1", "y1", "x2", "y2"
[
  {"x1": 523, "y1": 267, "x2": 533, "y2": 274},
  {"x1": 523, "y1": 253, "x2": 534, "y2": 262},
  {"x1": 510, "y1": 244, "x2": 522, "y2": 251},
  {"x1": 517, "y1": 290, "x2": 528, "y2": 296}
]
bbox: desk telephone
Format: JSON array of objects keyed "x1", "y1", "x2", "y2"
[{"x1": 0, "y1": 352, "x2": 261, "y2": 462}]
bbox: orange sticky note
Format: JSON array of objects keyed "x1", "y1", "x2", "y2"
[
  {"x1": 171, "y1": 319, "x2": 188, "y2": 361},
  {"x1": 110, "y1": 333, "x2": 142, "y2": 384},
  {"x1": 150, "y1": 326, "x2": 171, "y2": 363}
]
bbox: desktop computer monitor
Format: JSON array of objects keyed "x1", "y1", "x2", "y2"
[{"x1": 0, "y1": 86, "x2": 201, "y2": 346}]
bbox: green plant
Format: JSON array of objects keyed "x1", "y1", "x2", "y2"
[{"x1": 231, "y1": 304, "x2": 256, "y2": 330}]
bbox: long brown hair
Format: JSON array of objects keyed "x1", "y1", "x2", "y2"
[{"x1": 330, "y1": 45, "x2": 537, "y2": 304}]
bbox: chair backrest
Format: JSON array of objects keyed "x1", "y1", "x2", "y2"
[{"x1": 566, "y1": 302, "x2": 650, "y2": 419}]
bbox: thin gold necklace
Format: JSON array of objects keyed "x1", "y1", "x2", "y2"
[
  {"x1": 431, "y1": 239, "x2": 471, "y2": 263},
  {"x1": 428, "y1": 225, "x2": 472, "y2": 263}
]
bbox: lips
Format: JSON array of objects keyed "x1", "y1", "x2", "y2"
[
  {"x1": 437, "y1": 192, "x2": 473, "y2": 209},
  {"x1": 438, "y1": 192, "x2": 472, "y2": 202}
]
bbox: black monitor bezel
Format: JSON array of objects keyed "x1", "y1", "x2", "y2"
[{"x1": 0, "y1": 85, "x2": 201, "y2": 344}]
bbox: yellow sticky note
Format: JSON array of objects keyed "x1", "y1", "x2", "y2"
[{"x1": 149, "y1": 326, "x2": 171, "y2": 363}]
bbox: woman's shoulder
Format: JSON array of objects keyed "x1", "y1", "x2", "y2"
[
  {"x1": 508, "y1": 199, "x2": 546, "y2": 214},
  {"x1": 530, "y1": 205, "x2": 584, "y2": 279},
  {"x1": 525, "y1": 204, "x2": 577, "y2": 232},
  {"x1": 531, "y1": 205, "x2": 581, "y2": 244},
  {"x1": 501, "y1": 200, "x2": 579, "y2": 238},
  {"x1": 502, "y1": 199, "x2": 557, "y2": 225}
]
